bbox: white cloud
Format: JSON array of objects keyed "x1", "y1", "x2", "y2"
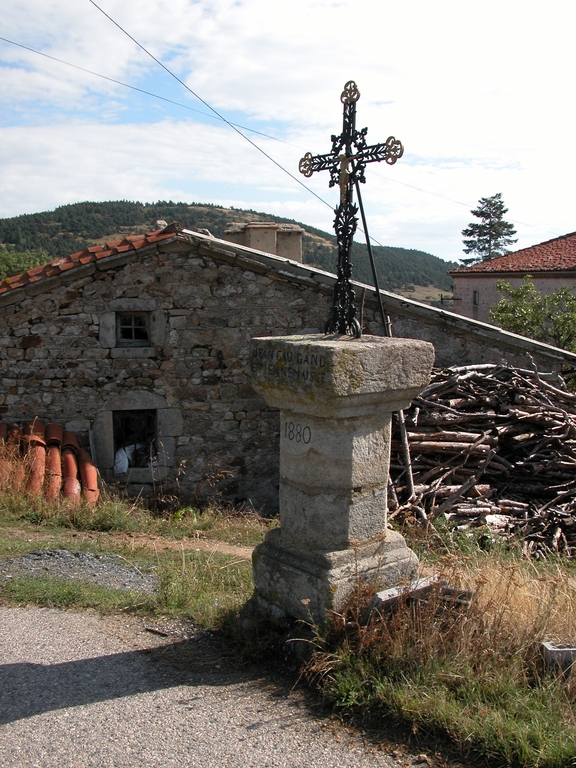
[{"x1": 1, "y1": 0, "x2": 576, "y2": 262}]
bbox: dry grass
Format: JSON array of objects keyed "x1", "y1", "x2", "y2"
[
  {"x1": 0, "y1": 440, "x2": 274, "y2": 546},
  {"x1": 304, "y1": 554, "x2": 576, "y2": 767},
  {"x1": 0, "y1": 439, "x2": 28, "y2": 493},
  {"x1": 461, "y1": 558, "x2": 576, "y2": 649}
]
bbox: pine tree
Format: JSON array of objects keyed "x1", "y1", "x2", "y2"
[{"x1": 460, "y1": 193, "x2": 517, "y2": 265}]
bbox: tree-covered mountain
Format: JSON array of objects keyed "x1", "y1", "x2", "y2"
[{"x1": 0, "y1": 200, "x2": 455, "y2": 292}]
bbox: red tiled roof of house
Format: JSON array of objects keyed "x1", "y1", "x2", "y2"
[
  {"x1": 449, "y1": 231, "x2": 576, "y2": 274},
  {"x1": 0, "y1": 222, "x2": 184, "y2": 297}
]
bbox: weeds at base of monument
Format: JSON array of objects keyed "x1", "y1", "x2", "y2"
[{"x1": 299, "y1": 557, "x2": 576, "y2": 766}]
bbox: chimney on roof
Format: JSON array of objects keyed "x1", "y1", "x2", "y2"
[
  {"x1": 156, "y1": 219, "x2": 168, "y2": 230},
  {"x1": 222, "y1": 222, "x2": 303, "y2": 262}
]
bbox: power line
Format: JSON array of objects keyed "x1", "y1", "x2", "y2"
[
  {"x1": 86, "y1": 0, "x2": 454, "y2": 291},
  {"x1": 1, "y1": 11, "x2": 452, "y2": 291},
  {"x1": 368, "y1": 168, "x2": 562, "y2": 238},
  {"x1": 4, "y1": 25, "x2": 551, "y2": 258},
  {"x1": 86, "y1": 0, "x2": 333, "y2": 212},
  {"x1": 1, "y1": 22, "x2": 564, "y2": 253},
  {"x1": 0, "y1": 35, "x2": 293, "y2": 146}
]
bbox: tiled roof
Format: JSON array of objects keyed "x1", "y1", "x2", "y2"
[
  {"x1": 0, "y1": 222, "x2": 184, "y2": 296},
  {"x1": 449, "y1": 231, "x2": 576, "y2": 274}
]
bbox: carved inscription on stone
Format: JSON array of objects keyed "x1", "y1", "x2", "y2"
[
  {"x1": 250, "y1": 345, "x2": 328, "y2": 385},
  {"x1": 284, "y1": 420, "x2": 312, "y2": 444}
]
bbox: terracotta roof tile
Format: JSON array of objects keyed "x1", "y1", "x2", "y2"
[
  {"x1": 450, "y1": 231, "x2": 576, "y2": 274},
  {"x1": 0, "y1": 224, "x2": 184, "y2": 296},
  {"x1": 27, "y1": 264, "x2": 48, "y2": 277},
  {"x1": 5, "y1": 274, "x2": 25, "y2": 286}
]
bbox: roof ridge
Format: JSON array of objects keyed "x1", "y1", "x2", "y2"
[
  {"x1": 0, "y1": 225, "x2": 180, "y2": 296},
  {"x1": 449, "y1": 230, "x2": 576, "y2": 274}
]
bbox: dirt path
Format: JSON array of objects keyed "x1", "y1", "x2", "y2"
[{"x1": 0, "y1": 526, "x2": 254, "y2": 560}]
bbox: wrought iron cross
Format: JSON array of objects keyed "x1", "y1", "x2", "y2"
[{"x1": 299, "y1": 81, "x2": 403, "y2": 337}]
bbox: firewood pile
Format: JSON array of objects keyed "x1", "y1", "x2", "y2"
[{"x1": 389, "y1": 363, "x2": 576, "y2": 558}]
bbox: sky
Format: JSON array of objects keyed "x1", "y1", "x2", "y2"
[{"x1": 1, "y1": 0, "x2": 576, "y2": 263}]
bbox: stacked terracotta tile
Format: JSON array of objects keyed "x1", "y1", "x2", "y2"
[{"x1": 0, "y1": 421, "x2": 99, "y2": 505}]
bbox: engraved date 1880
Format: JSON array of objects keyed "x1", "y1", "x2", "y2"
[{"x1": 284, "y1": 421, "x2": 311, "y2": 444}]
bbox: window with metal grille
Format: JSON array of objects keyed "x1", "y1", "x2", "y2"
[
  {"x1": 113, "y1": 410, "x2": 156, "y2": 470},
  {"x1": 116, "y1": 313, "x2": 150, "y2": 346}
]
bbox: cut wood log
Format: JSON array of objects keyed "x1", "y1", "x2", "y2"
[{"x1": 390, "y1": 363, "x2": 576, "y2": 557}]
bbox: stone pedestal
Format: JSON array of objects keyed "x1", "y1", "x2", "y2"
[{"x1": 248, "y1": 334, "x2": 434, "y2": 624}]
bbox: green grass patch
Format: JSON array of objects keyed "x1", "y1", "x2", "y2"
[
  {"x1": 153, "y1": 504, "x2": 275, "y2": 548},
  {"x1": 0, "y1": 440, "x2": 275, "y2": 547},
  {"x1": 0, "y1": 544, "x2": 254, "y2": 629},
  {"x1": 0, "y1": 486, "x2": 274, "y2": 548},
  {"x1": 0, "y1": 574, "x2": 152, "y2": 613},
  {"x1": 155, "y1": 549, "x2": 254, "y2": 626}
]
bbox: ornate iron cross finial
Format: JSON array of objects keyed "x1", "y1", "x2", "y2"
[{"x1": 299, "y1": 81, "x2": 403, "y2": 337}]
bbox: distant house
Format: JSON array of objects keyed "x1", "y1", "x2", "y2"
[
  {"x1": 1, "y1": 221, "x2": 575, "y2": 511},
  {"x1": 449, "y1": 231, "x2": 576, "y2": 323}
]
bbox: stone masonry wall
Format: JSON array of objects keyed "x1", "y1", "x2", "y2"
[
  {"x1": 0, "y1": 238, "x2": 327, "y2": 512},
  {"x1": 1, "y1": 232, "x2": 575, "y2": 513}
]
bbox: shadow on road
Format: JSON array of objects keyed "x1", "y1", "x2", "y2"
[{"x1": 0, "y1": 635, "x2": 255, "y2": 725}]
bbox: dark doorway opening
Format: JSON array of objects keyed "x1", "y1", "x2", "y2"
[{"x1": 113, "y1": 410, "x2": 156, "y2": 469}]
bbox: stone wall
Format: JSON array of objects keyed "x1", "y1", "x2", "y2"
[
  {"x1": 1, "y1": 230, "x2": 575, "y2": 513},
  {"x1": 0, "y1": 237, "x2": 326, "y2": 511}
]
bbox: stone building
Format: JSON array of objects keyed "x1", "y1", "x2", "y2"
[
  {"x1": 449, "y1": 231, "x2": 576, "y2": 323},
  {"x1": 1, "y1": 221, "x2": 575, "y2": 512}
]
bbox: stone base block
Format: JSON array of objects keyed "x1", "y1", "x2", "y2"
[
  {"x1": 279, "y1": 482, "x2": 387, "y2": 550},
  {"x1": 251, "y1": 527, "x2": 418, "y2": 625}
]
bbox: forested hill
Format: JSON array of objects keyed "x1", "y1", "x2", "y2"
[{"x1": 0, "y1": 201, "x2": 455, "y2": 293}]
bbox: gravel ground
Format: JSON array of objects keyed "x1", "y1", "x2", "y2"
[
  {"x1": 0, "y1": 606, "x2": 417, "y2": 768},
  {"x1": 0, "y1": 549, "x2": 158, "y2": 594}
]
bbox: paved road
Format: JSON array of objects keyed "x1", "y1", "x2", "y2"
[{"x1": 0, "y1": 606, "x2": 411, "y2": 768}]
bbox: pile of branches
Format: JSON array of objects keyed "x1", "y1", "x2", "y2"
[{"x1": 389, "y1": 363, "x2": 576, "y2": 558}]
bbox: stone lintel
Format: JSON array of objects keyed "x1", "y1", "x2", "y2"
[{"x1": 110, "y1": 347, "x2": 157, "y2": 359}]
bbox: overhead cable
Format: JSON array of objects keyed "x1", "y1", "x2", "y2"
[
  {"x1": 86, "y1": 0, "x2": 454, "y2": 289},
  {"x1": 0, "y1": 35, "x2": 291, "y2": 145},
  {"x1": 1, "y1": 13, "x2": 452, "y2": 289},
  {"x1": 86, "y1": 0, "x2": 333, "y2": 211}
]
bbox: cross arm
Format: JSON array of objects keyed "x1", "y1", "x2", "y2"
[
  {"x1": 299, "y1": 151, "x2": 338, "y2": 178},
  {"x1": 358, "y1": 137, "x2": 404, "y2": 167}
]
